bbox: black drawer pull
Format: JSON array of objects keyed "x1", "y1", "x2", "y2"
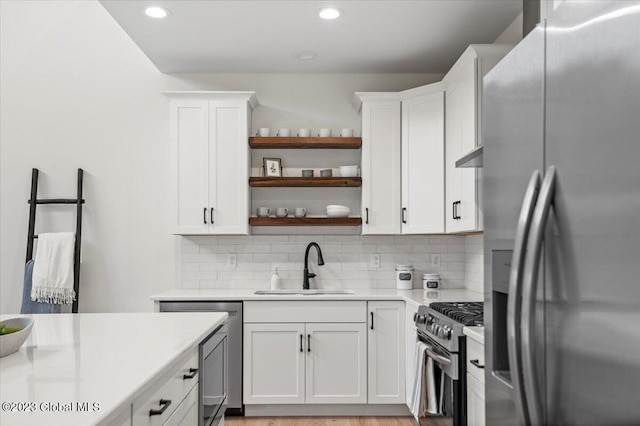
[
  {"x1": 470, "y1": 359, "x2": 485, "y2": 369},
  {"x1": 183, "y1": 368, "x2": 198, "y2": 379},
  {"x1": 300, "y1": 334, "x2": 303, "y2": 352},
  {"x1": 149, "y1": 399, "x2": 171, "y2": 416},
  {"x1": 370, "y1": 312, "x2": 374, "y2": 330},
  {"x1": 307, "y1": 334, "x2": 311, "y2": 352}
]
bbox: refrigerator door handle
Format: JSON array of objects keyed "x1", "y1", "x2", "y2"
[
  {"x1": 521, "y1": 166, "x2": 557, "y2": 426},
  {"x1": 507, "y1": 170, "x2": 542, "y2": 426}
]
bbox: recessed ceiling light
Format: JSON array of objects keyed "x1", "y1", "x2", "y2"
[
  {"x1": 318, "y1": 7, "x2": 342, "y2": 20},
  {"x1": 295, "y1": 51, "x2": 318, "y2": 61},
  {"x1": 144, "y1": 6, "x2": 169, "y2": 19}
]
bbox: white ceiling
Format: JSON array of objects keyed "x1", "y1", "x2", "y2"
[{"x1": 99, "y1": 0, "x2": 521, "y2": 73}]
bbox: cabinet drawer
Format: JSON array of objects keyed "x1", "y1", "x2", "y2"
[
  {"x1": 244, "y1": 301, "x2": 366, "y2": 323},
  {"x1": 132, "y1": 350, "x2": 199, "y2": 426},
  {"x1": 466, "y1": 338, "x2": 485, "y2": 383}
]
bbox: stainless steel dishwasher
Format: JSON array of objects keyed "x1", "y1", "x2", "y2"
[{"x1": 159, "y1": 301, "x2": 243, "y2": 416}]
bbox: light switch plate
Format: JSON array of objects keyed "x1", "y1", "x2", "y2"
[
  {"x1": 227, "y1": 254, "x2": 237, "y2": 268},
  {"x1": 370, "y1": 254, "x2": 380, "y2": 268},
  {"x1": 430, "y1": 254, "x2": 441, "y2": 267}
]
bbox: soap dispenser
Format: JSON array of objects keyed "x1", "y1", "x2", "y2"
[{"x1": 270, "y1": 267, "x2": 282, "y2": 290}]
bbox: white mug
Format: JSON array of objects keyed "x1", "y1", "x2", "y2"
[
  {"x1": 340, "y1": 128, "x2": 354, "y2": 137},
  {"x1": 276, "y1": 207, "x2": 289, "y2": 218},
  {"x1": 318, "y1": 128, "x2": 332, "y2": 137},
  {"x1": 256, "y1": 207, "x2": 271, "y2": 217},
  {"x1": 257, "y1": 128, "x2": 270, "y2": 137},
  {"x1": 277, "y1": 128, "x2": 291, "y2": 137},
  {"x1": 298, "y1": 128, "x2": 311, "y2": 137},
  {"x1": 294, "y1": 207, "x2": 307, "y2": 218}
]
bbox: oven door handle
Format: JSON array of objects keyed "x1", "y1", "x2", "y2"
[{"x1": 426, "y1": 348, "x2": 451, "y2": 367}]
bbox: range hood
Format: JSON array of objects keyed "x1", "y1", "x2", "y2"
[{"x1": 455, "y1": 145, "x2": 483, "y2": 168}]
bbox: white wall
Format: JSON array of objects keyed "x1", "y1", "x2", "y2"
[{"x1": 1, "y1": 0, "x2": 442, "y2": 313}]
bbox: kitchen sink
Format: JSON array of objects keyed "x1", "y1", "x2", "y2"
[{"x1": 254, "y1": 289, "x2": 356, "y2": 296}]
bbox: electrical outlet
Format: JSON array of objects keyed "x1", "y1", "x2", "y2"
[
  {"x1": 370, "y1": 254, "x2": 380, "y2": 268},
  {"x1": 227, "y1": 254, "x2": 237, "y2": 268},
  {"x1": 430, "y1": 254, "x2": 441, "y2": 268}
]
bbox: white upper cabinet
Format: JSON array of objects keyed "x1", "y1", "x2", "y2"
[
  {"x1": 168, "y1": 92, "x2": 257, "y2": 235},
  {"x1": 356, "y1": 96, "x2": 402, "y2": 235},
  {"x1": 401, "y1": 86, "x2": 445, "y2": 234},
  {"x1": 443, "y1": 45, "x2": 511, "y2": 233}
]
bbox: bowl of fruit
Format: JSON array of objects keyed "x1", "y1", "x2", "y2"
[{"x1": 0, "y1": 317, "x2": 34, "y2": 358}]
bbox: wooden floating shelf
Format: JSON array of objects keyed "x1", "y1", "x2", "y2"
[
  {"x1": 249, "y1": 177, "x2": 362, "y2": 188},
  {"x1": 249, "y1": 137, "x2": 362, "y2": 149},
  {"x1": 249, "y1": 217, "x2": 362, "y2": 226}
]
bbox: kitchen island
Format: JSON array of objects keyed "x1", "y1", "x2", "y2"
[{"x1": 0, "y1": 312, "x2": 227, "y2": 426}]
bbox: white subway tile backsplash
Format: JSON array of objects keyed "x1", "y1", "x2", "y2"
[
  {"x1": 179, "y1": 234, "x2": 470, "y2": 290},
  {"x1": 464, "y1": 235, "x2": 484, "y2": 293}
]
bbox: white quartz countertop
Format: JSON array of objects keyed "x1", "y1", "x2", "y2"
[
  {"x1": 0, "y1": 312, "x2": 227, "y2": 426},
  {"x1": 151, "y1": 288, "x2": 483, "y2": 306},
  {"x1": 463, "y1": 326, "x2": 485, "y2": 345}
]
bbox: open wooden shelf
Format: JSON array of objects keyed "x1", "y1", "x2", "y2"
[
  {"x1": 249, "y1": 217, "x2": 362, "y2": 226},
  {"x1": 249, "y1": 137, "x2": 362, "y2": 149},
  {"x1": 249, "y1": 177, "x2": 361, "y2": 188}
]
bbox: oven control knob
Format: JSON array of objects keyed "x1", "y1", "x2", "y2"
[
  {"x1": 443, "y1": 326, "x2": 451, "y2": 340},
  {"x1": 416, "y1": 315, "x2": 426, "y2": 324},
  {"x1": 413, "y1": 313, "x2": 418, "y2": 322}
]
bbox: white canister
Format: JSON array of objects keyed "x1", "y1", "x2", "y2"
[
  {"x1": 422, "y1": 273, "x2": 441, "y2": 290},
  {"x1": 395, "y1": 264, "x2": 415, "y2": 290}
]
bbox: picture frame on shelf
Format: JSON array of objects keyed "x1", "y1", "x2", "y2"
[{"x1": 263, "y1": 157, "x2": 283, "y2": 177}]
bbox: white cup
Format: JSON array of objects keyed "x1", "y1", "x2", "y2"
[
  {"x1": 277, "y1": 128, "x2": 291, "y2": 137},
  {"x1": 257, "y1": 128, "x2": 270, "y2": 137},
  {"x1": 340, "y1": 128, "x2": 354, "y2": 137},
  {"x1": 318, "y1": 128, "x2": 332, "y2": 137},
  {"x1": 294, "y1": 207, "x2": 307, "y2": 218},
  {"x1": 276, "y1": 207, "x2": 289, "y2": 218},
  {"x1": 297, "y1": 128, "x2": 311, "y2": 137},
  {"x1": 256, "y1": 207, "x2": 271, "y2": 217}
]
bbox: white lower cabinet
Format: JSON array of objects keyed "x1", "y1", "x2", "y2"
[
  {"x1": 132, "y1": 350, "x2": 199, "y2": 426},
  {"x1": 368, "y1": 301, "x2": 405, "y2": 404},
  {"x1": 243, "y1": 301, "x2": 369, "y2": 405},
  {"x1": 306, "y1": 323, "x2": 367, "y2": 404},
  {"x1": 243, "y1": 322, "x2": 366, "y2": 404},
  {"x1": 405, "y1": 303, "x2": 419, "y2": 406},
  {"x1": 162, "y1": 385, "x2": 199, "y2": 426},
  {"x1": 466, "y1": 373, "x2": 485, "y2": 426},
  {"x1": 243, "y1": 323, "x2": 305, "y2": 404}
]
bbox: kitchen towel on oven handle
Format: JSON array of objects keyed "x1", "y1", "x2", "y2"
[{"x1": 410, "y1": 340, "x2": 443, "y2": 420}]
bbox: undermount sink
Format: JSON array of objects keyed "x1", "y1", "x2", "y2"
[{"x1": 254, "y1": 289, "x2": 356, "y2": 296}]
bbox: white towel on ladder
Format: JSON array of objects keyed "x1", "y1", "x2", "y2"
[{"x1": 31, "y1": 232, "x2": 76, "y2": 304}]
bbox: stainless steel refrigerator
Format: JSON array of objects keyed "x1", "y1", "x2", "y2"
[{"x1": 483, "y1": 2, "x2": 640, "y2": 425}]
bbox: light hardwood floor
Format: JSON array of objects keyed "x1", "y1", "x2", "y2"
[{"x1": 225, "y1": 416, "x2": 450, "y2": 426}]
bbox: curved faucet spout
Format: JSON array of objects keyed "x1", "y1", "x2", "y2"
[{"x1": 303, "y1": 242, "x2": 324, "y2": 290}]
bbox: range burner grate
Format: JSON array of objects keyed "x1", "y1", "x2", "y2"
[{"x1": 429, "y1": 302, "x2": 484, "y2": 326}]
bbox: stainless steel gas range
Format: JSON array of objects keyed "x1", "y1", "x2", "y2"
[{"x1": 413, "y1": 302, "x2": 483, "y2": 426}]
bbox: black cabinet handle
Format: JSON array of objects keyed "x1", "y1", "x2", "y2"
[
  {"x1": 452, "y1": 202, "x2": 456, "y2": 220},
  {"x1": 370, "y1": 312, "x2": 374, "y2": 330},
  {"x1": 453, "y1": 201, "x2": 462, "y2": 220},
  {"x1": 183, "y1": 368, "x2": 198, "y2": 380},
  {"x1": 307, "y1": 334, "x2": 311, "y2": 352},
  {"x1": 300, "y1": 334, "x2": 303, "y2": 352},
  {"x1": 149, "y1": 399, "x2": 171, "y2": 416},
  {"x1": 402, "y1": 207, "x2": 407, "y2": 224},
  {"x1": 365, "y1": 207, "x2": 369, "y2": 225},
  {"x1": 203, "y1": 207, "x2": 207, "y2": 224},
  {"x1": 210, "y1": 207, "x2": 214, "y2": 224},
  {"x1": 470, "y1": 359, "x2": 485, "y2": 369}
]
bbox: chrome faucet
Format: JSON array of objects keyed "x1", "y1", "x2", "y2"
[{"x1": 303, "y1": 242, "x2": 325, "y2": 290}]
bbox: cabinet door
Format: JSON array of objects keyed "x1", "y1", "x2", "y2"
[
  {"x1": 170, "y1": 100, "x2": 209, "y2": 234},
  {"x1": 163, "y1": 384, "x2": 198, "y2": 426},
  {"x1": 445, "y1": 81, "x2": 463, "y2": 233},
  {"x1": 467, "y1": 372, "x2": 486, "y2": 426},
  {"x1": 402, "y1": 92, "x2": 445, "y2": 234},
  {"x1": 305, "y1": 323, "x2": 367, "y2": 404},
  {"x1": 361, "y1": 101, "x2": 401, "y2": 235},
  {"x1": 243, "y1": 323, "x2": 305, "y2": 404},
  {"x1": 368, "y1": 301, "x2": 405, "y2": 404},
  {"x1": 208, "y1": 101, "x2": 250, "y2": 235},
  {"x1": 405, "y1": 303, "x2": 419, "y2": 406}
]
